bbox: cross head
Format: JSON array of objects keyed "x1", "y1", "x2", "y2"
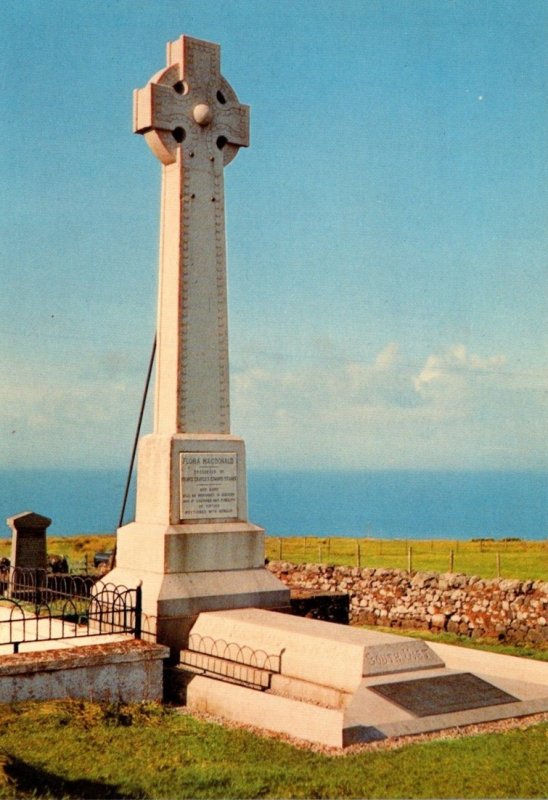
[{"x1": 134, "y1": 35, "x2": 249, "y2": 166}]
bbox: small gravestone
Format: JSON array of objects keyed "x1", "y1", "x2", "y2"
[{"x1": 7, "y1": 511, "x2": 50, "y2": 571}]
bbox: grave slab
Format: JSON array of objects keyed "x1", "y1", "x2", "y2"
[
  {"x1": 186, "y1": 608, "x2": 444, "y2": 693},
  {"x1": 182, "y1": 608, "x2": 548, "y2": 747}
]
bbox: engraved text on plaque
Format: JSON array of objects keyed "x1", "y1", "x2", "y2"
[{"x1": 180, "y1": 452, "x2": 238, "y2": 520}]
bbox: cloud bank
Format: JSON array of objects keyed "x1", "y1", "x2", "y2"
[
  {"x1": 231, "y1": 343, "x2": 547, "y2": 470},
  {"x1": 1, "y1": 342, "x2": 545, "y2": 471}
]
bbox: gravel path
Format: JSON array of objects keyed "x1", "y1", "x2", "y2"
[{"x1": 175, "y1": 706, "x2": 548, "y2": 756}]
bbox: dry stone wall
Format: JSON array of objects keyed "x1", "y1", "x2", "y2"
[{"x1": 267, "y1": 561, "x2": 548, "y2": 646}]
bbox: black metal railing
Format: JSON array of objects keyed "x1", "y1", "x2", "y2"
[
  {"x1": 0, "y1": 568, "x2": 142, "y2": 654},
  {"x1": 179, "y1": 634, "x2": 284, "y2": 690},
  {"x1": 187, "y1": 634, "x2": 283, "y2": 673}
]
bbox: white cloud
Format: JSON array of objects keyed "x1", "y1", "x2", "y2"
[
  {"x1": 0, "y1": 351, "x2": 149, "y2": 468},
  {"x1": 414, "y1": 344, "x2": 507, "y2": 395},
  {"x1": 231, "y1": 343, "x2": 547, "y2": 470},
  {"x1": 374, "y1": 342, "x2": 399, "y2": 369}
]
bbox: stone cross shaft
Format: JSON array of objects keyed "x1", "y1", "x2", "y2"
[{"x1": 134, "y1": 35, "x2": 249, "y2": 435}]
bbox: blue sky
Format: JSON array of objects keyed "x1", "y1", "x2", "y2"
[{"x1": 1, "y1": 0, "x2": 546, "y2": 473}]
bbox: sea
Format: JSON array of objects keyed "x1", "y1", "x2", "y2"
[{"x1": 0, "y1": 469, "x2": 546, "y2": 541}]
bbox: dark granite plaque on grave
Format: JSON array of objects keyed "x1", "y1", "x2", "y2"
[
  {"x1": 370, "y1": 672, "x2": 518, "y2": 717},
  {"x1": 16, "y1": 531, "x2": 46, "y2": 569}
]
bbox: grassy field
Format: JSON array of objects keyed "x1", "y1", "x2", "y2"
[
  {"x1": 1, "y1": 535, "x2": 546, "y2": 580},
  {"x1": 359, "y1": 625, "x2": 548, "y2": 660},
  {"x1": 0, "y1": 537, "x2": 546, "y2": 798},
  {"x1": 0, "y1": 700, "x2": 546, "y2": 799},
  {"x1": 265, "y1": 536, "x2": 548, "y2": 581},
  {"x1": 0, "y1": 535, "x2": 116, "y2": 573}
]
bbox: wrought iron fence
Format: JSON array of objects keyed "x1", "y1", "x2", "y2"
[
  {"x1": 0, "y1": 568, "x2": 142, "y2": 654},
  {"x1": 179, "y1": 633, "x2": 284, "y2": 690},
  {"x1": 186, "y1": 633, "x2": 283, "y2": 673}
]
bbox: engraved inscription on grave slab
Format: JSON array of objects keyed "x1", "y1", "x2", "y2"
[
  {"x1": 180, "y1": 452, "x2": 238, "y2": 520},
  {"x1": 370, "y1": 672, "x2": 518, "y2": 717}
]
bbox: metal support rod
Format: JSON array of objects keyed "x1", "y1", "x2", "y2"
[{"x1": 117, "y1": 334, "x2": 157, "y2": 530}]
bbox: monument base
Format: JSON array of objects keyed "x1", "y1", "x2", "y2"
[
  {"x1": 101, "y1": 521, "x2": 290, "y2": 653},
  {"x1": 178, "y1": 608, "x2": 548, "y2": 748}
]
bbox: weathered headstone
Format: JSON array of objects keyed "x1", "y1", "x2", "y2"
[
  {"x1": 7, "y1": 511, "x2": 50, "y2": 572},
  {"x1": 103, "y1": 35, "x2": 289, "y2": 651}
]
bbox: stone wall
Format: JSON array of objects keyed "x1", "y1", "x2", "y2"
[
  {"x1": 267, "y1": 562, "x2": 548, "y2": 646},
  {"x1": 0, "y1": 640, "x2": 169, "y2": 704}
]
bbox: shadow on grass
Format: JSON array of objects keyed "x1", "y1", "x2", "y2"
[{"x1": 2, "y1": 753, "x2": 140, "y2": 799}]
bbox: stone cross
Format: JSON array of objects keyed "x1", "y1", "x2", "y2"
[
  {"x1": 103, "y1": 36, "x2": 288, "y2": 652},
  {"x1": 134, "y1": 36, "x2": 249, "y2": 435}
]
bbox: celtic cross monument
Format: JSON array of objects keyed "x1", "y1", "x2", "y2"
[
  {"x1": 105, "y1": 35, "x2": 289, "y2": 651},
  {"x1": 95, "y1": 35, "x2": 546, "y2": 748}
]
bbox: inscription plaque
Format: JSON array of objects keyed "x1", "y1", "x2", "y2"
[
  {"x1": 180, "y1": 452, "x2": 238, "y2": 520},
  {"x1": 370, "y1": 672, "x2": 518, "y2": 717},
  {"x1": 15, "y1": 532, "x2": 47, "y2": 569}
]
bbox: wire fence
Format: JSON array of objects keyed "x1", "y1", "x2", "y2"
[{"x1": 265, "y1": 537, "x2": 548, "y2": 581}]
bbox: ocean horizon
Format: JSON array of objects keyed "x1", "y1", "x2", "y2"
[{"x1": 0, "y1": 468, "x2": 546, "y2": 541}]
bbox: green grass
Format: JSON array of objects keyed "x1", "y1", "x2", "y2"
[
  {"x1": 0, "y1": 700, "x2": 546, "y2": 799},
  {"x1": 265, "y1": 536, "x2": 548, "y2": 581},
  {"x1": 2, "y1": 535, "x2": 546, "y2": 580},
  {"x1": 0, "y1": 535, "x2": 116, "y2": 574},
  {"x1": 360, "y1": 624, "x2": 548, "y2": 660}
]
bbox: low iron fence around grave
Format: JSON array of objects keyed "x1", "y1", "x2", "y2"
[{"x1": 0, "y1": 567, "x2": 142, "y2": 654}]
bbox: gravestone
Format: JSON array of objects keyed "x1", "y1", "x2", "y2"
[
  {"x1": 103, "y1": 35, "x2": 289, "y2": 651},
  {"x1": 7, "y1": 511, "x2": 50, "y2": 572}
]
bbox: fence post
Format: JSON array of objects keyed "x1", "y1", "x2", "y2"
[
  {"x1": 318, "y1": 545, "x2": 323, "y2": 563},
  {"x1": 278, "y1": 537, "x2": 282, "y2": 560},
  {"x1": 407, "y1": 546, "x2": 413, "y2": 572},
  {"x1": 134, "y1": 584, "x2": 142, "y2": 639},
  {"x1": 327, "y1": 537, "x2": 331, "y2": 557},
  {"x1": 496, "y1": 552, "x2": 501, "y2": 578},
  {"x1": 449, "y1": 549, "x2": 454, "y2": 572},
  {"x1": 303, "y1": 536, "x2": 307, "y2": 561},
  {"x1": 356, "y1": 541, "x2": 361, "y2": 568},
  {"x1": 35, "y1": 568, "x2": 44, "y2": 609}
]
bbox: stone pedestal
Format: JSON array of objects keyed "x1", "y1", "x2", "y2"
[{"x1": 106, "y1": 433, "x2": 289, "y2": 652}]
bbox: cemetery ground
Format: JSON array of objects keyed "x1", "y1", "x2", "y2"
[
  {"x1": 0, "y1": 534, "x2": 546, "y2": 799},
  {"x1": 0, "y1": 699, "x2": 546, "y2": 799}
]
